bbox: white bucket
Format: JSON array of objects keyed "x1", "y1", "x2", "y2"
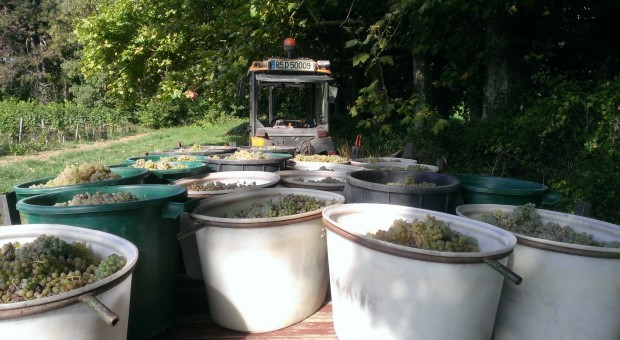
[
  {"x1": 0, "y1": 224, "x2": 138, "y2": 340},
  {"x1": 322, "y1": 203, "x2": 518, "y2": 340},
  {"x1": 456, "y1": 204, "x2": 620, "y2": 340},
  {"x1": 188, "y1": 188, "x2": 345, "y2": 332}
]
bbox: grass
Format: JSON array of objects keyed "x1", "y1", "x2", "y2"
[{"x1": 0, "y1": 117, "x2": 247, "y2": 193}]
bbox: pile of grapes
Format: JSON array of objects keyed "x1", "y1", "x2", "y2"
[
  {"x1": 226, "y1": 194, "x2": 335, "y2": 218},
  {"x1": 31, "y1": 163, "x2": 120, "y2": 188},
  {"x1": 387, "y1": 174, "x2": 436, "y2": 187},
  {"x1": 157, "y1": 155, "x2": 199, "y2": 162},
  {"x1": 368, "y1": 216, "x2": 479, "y2": 252},
  {"x1": 480, "y1": 203, "x2": 620, "y2": 248},
  {"x1": 292, "y1": 176, "x2": 343, "y2": 184},
  {"x1": 181, "y1": 144, "x2": 203, "y2": 152},
  {"x1": 406, "y1": 164, "x2": 431, "y2": 172},
  {"x1": 54, "y1": 192, "x2": 139, "y2": 206},
  {"x1": 187, "y1": 181, "x2": 256, "y2": 191},
  {"x1": 293, "y1": 154, "x2": 350, "y2": 163},
  {"x1": 0, "y1": 235, "x2": 126, "y2": 303},
  {"x1": 132, "y1": 159, "x2": 189, "y2": 170},
  {"x1": 210, "y1": 150, "x2": 270, "y2": 160}
]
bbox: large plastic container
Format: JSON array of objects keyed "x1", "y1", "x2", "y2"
[
  {"x1": 13, "y1": 167, "x2": 150, "y2": 201},
  {"x1": 451, "y1": 173, "x2": 560, "y2": 206},
  {"x1": 237, "y1": 145, "x2": 297, "y2": 156},
  {"x1": 350, "y1": 157, "x2": 417, "y2": 167},
  {"x1": 322, "y1": 203, "x2": 519, "y2": 340},
  {"x1": 203, "y1": 153, "x2": 291, "y2": 172},
  {"x1": 188, "y1": 188, "x2": 345, "y2": 332},
  {"x1": 16, "y1": 185, "x2": 196, "y2": 340},
  {"x1": 172, "y1": 171, "x2": 281, "y2": 280},
  {"x1": 124, "y1": 154, "x2": 208, "y2": 164},
  {"x1": 151, "y1": 145, "x2": 237, "y2": 156},
  {"x1": 117, "y1": 161, "x2": 213, "y2": 184},
  {"x1": 285, "y1": 161, "x2": 362, "y2": 174},
  {"x1": 276, "y1": 170, "x2": 346, "y2": 192},
  {"x1": 344, "y1": 170, "x2": 460, "y2": 213},
  {"x1": 363, "y1": 162, "x2": 439, "y2": 172},
  {"x1": 456, "y1": 204, "x2": 620, "y2": 340},
  {"x1": 0, "y1": 224, "x2": 138, "y2": 340}
]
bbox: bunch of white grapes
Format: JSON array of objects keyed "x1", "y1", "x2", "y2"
[
  {"x1": 53, "y1": 191, "x2": 139, "y2": 206},
  {"x1": 293, "y1": 154, "x2": 350, "y2": 163},
  {"x1": 480, "y1": 203, "x2": 620, "y2": 248},
  {"x1": 0, "y1": 235, "x2": 126, "y2": 303},
  {"x1": 187, "y1": 181, "x2": 256, "y2": 191},
  {"x1": 369, "y1": 216, "x2": 479, "y2": 252},
  {"x1": 31, "y1": 163, "x2": 120, "y2": 188},
  {"x1": 132, "y1": 159, "x2": 189, "y2": 170},
  {"x1": 387, "y1": 174, "x2": 437, "y2": 187},
  {"x1": 227, "y1": 194, "x2": 335, "y2": 218}
]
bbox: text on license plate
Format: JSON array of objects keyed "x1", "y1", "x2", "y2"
[{"x1": 269, "y1": 59, "x2": 316, "y2": 72}]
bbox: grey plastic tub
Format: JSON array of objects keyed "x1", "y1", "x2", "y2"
[{"x1": 344, "y1": 170, "x2": 460, "y2": 213}]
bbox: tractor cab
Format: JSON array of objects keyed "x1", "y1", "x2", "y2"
[{"x1": 247, "y1": 38, "x2": 336, "y2": 154}]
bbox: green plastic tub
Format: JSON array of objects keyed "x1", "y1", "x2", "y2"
[
  {"x1": 124, "y1": 154, "x2": 208, "y2": 164},
  {"x1": 15, "y1": 184, "x2": 198, "y2": 340},
  {"x1": 451, "y1": 173, "x2": 560, "y2": 207},
  {"x1": 13, "y1": 167, "x2": 151, "y2": 201},
  {"x1": 114, "y1": 161, "x2": 213, "y2": 184}
]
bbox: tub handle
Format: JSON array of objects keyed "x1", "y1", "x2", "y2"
[
  {"x1": 162, "y1": 197, "x2": 201, "y2": 219},
  {"x1": 483, "y1": 258, "x2": 523, "y2": 285},
  {"x1": 177, "y1": 219, "x2": 211, "y2": 240},
  {"x1": 79, "y1": 294, "x2": 119, "y2": 326}
]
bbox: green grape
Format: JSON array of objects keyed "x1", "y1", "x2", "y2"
[
  {"x1": 293, "y1": 154, "x2": 350, "y2": 163},
  {"x1": 187, "y1": 181, "x2": 256, "y2": 191},
  {"x1": 209, "y1": 150, "x2": 272, "y2": 160},
  {"x1": 387, "y1": 174, "x2": 437, "y2": 187},
  {"x1": 30, "y1": 163, "x2": 120, "y2": 188},
  {"x1": 132, "y1": 159, "x2": 188, "y2": 170},
  {"x1": 368, "y1": 216, "x2": 479, "y2": 252},
  {"x1": 479, "y1": 203, "x2": 620, "y2": 248},
  {"x1": 54, "y1": 191, "x2": 139, "y2": 206},
  {"x1": 0, "y1": 235, "x2": 127, "y2": 304},
  {"x1": 227, "y1": 194, "x2": 336, "y2": 218}
]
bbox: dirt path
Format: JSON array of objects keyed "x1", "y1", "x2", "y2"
[{"x1": 0, "y1": 133, "x2": 150, "y2": 167}]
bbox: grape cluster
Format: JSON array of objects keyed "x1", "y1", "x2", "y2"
[
  {"x1": 157, "y1": 155, "x2": 199, "y2": 162},
  {"x1": 406, "y1": 164, "x2": 431, "y2": 172},
  {"x1": 387, "y1": 174, "x2": 436, "y2": 187},
  {"x1": 31, "y1": 163, "x2": 120, "y2": 188},
  {"x1": 182, "y1": 144, "x2": 203, "y2": 152},
  {"x1": 369, "y1": 216, "x2": 479, "y2": 252},
  {"x1": 480, "y1": 203, "x2": 620, "y2": 248},
  {"x1": 292, "y1": 176, "x2": 343, "y2": 184},
  {"x1": 227, "y1": 194, "x2": 336, "y2": 218},
  {"x1": 54, "y1": 191, "x2": 139, "y2": 206},
  {"x1": 187, "y1": 181, "x2": 256, "y2": 191},
  {"x1": 293, "y1": 154, "x2": 350, "y2": 163},
  {"x1": 132, "y1": 159, "x2": 189, "y2": 170},
  {"x1": 94, "y1": 254, "x2": 126, "y2": 281},
  {"x1": 210, "y1": 150, "x2": 270, "y2": 160},
  {"x1": 0, "y1": 235, "x2": 126, "y2": 303}
]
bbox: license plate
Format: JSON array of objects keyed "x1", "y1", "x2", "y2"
[{"x1": 268, "y1": 59, "x2": 316, "y2": 72}]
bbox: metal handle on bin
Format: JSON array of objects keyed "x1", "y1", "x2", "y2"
[
  {"x1": 79, "y1": 294, "x2": 119, "y2": 326},
  {"x1": 177, "y1": 219, "x2": 212, "y2": 240},
  {"x1": 483, "y1": 258, "x2": 523, "y2": 285}
]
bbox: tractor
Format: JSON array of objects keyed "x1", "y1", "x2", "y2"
[{"x1": 247, "y1": 38, "x2": 337, "y2": 154}]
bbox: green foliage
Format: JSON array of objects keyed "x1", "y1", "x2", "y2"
[{"x1": 0, "y1": 99, "x2": 135, "y2": 149}]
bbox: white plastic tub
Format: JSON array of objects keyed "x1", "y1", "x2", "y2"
[
  {"x1": 456, "y1": 204, "x2": 620, "y2": 340},
  {"x1": 350, "y1": 157, "x2": 418, "y2": 167},
  {"x1": 189, "y1": 188, "x2": 345, "y2": 333},
  {"x1": 0, "y1": 224, "x2": 138, "y2": 340},
  {"x1": 276, "y1": 170, "x2": 346, "y2": 192},
  {"x1": 363, "y1": 162, "x2": 439, "y2": 173},
  {"x1": 322, "y1": 203, "x2": 518, "y2": 340}
]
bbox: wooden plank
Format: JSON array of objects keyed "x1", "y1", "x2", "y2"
[{"x1": 0, "y1": 191, "x2": 20, "y2": 225}]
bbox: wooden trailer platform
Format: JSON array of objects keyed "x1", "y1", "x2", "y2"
[{"x1": 153, "y1": 274, "x2": 338, "y2": 339}]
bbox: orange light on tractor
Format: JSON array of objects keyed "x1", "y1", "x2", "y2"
[{"x1": 284, "y1": 37, "x2": 296, "y2": 58}]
